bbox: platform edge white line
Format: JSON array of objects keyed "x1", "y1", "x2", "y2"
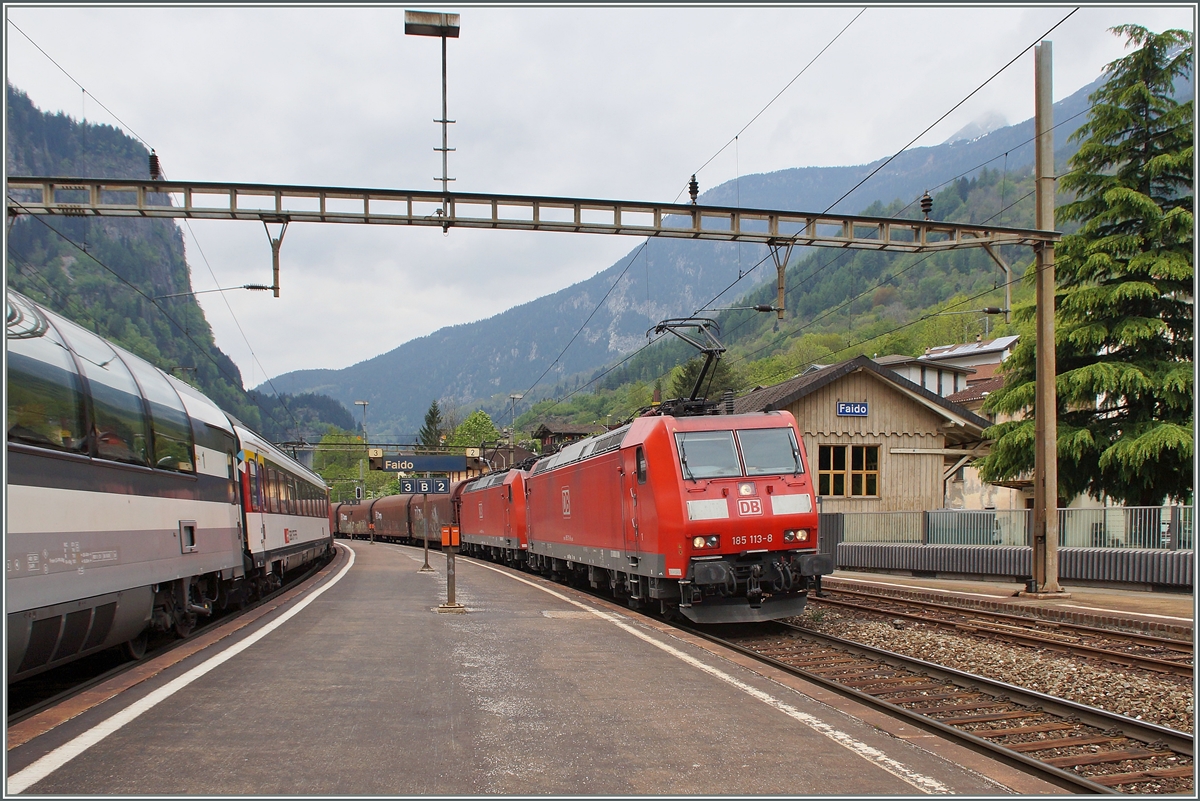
[
  {"x1": 471, "y1": 559, "x2": 949, "y2": 794},
  {"x1": 7, "y1": 543, "x2": 356, "y2": 795}
]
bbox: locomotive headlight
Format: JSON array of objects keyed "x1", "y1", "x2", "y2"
[
  {"x1": 706, "y1": 535, "x2": 719, "y2": 548},
  {"x1": 738, "y1": 482, "x2": 756, "y2": 496},
  {"x1": 784, "y1": 529, "x2": 811, "y2": 543},
  {"x1": 692, "y1": 535, "x2": 721, "y2": 550},
  {"x1": 693, "y1": 536, "x2": 706, "y2": 549},
  {"x1": 784, "y1": 530, "x2": 796, "y2": 542}
]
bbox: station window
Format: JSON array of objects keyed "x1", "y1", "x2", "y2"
[{"x1": 818, "y1": 445, "x2": 879, "y2": 497}]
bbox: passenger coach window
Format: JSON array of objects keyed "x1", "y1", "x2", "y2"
[
  {"x1": 6, "y1": 297, "x2": 88, "y2": 453},
  {"x1": 737, "y1": 428, "x2": 802, "y2": 476},
  {"x1": 62, "y1": 324, "x2": 150, "y2": 466},
  {"x1": 248, "y1": 460, "x2": 262, "y2": 511},
  {"x1": 674, "y1": 431, "x2": 740, "y2": 479},
  {"x1": 124, "y1": 354, "x2": 195, "y2": 472}
]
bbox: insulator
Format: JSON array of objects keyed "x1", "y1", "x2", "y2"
[
  {"x1": 753, "y1": 304, "x2": 774, "y2": 312},
  {"x1": 149, "y1": 150, "x2": 161, "y2": 180},
  {"x1": 688, "y1": 174, "x2": 699, "y2": 205},
  {"x1": 920, "y1": 190, "x2": 933, "y2": 219}
]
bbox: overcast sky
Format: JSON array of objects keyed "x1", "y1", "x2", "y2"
[{"x1": 5, "y1": 4, "x2": 1194, "y2": 389}]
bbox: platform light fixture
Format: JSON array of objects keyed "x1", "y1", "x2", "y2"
[
  {"x1": 355, "y1": 400, "x2": 369, "y2": 501},
  {"x1": 406, "y1": 10, "x2": 461, "y2": 229},
  {"x1": 509, "y1": 393, "x2": 523, "y2": 448}
]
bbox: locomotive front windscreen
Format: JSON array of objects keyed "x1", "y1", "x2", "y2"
[
  {"x1": 674, "y1": 431, "x2": 741, "y2": 479},
  {"x1": 737, "y1": 428, "x2": 802, "y2": 475},
  {"x1": 675, "y1": 427, "x2": 802, "y2": 479}
]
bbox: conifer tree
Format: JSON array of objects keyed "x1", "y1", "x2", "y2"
[
  {"x1": 418, "y1": 401, "x2": 444, "y2": 448},
  {"x1": 978, "y1": 25, "x2": 1194, "y2": 505}
]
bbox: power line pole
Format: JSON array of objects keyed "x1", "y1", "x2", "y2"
[{"x1": 1030, "y1": 40, "x2": 1067, "y2": 597}]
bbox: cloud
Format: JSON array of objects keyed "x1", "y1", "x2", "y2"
[{"x1": 6, "y1": 5, "x2": 1192, "y2": 378}]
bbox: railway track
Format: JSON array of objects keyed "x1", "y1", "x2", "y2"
[
  {"x1": 471, "y1": 551, "x2": 1193, "y2": 793},
  {"x1": 6, "y1": 552, "x2": 335, "y2": 725},
  {"x1": 808, "y1": 589, "x2": 1193, "y2": 678},
  {"x1": 688, "y1": 622, "x2": 1193, "y2": 795}
]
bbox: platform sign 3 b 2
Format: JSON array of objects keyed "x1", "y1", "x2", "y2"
[{"x1": 401, "y1": 477, "x2": 450, "y2": 494}]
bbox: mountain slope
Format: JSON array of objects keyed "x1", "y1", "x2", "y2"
[
  {"x1": 5, "y1": 84, "x2": 264, "y2": 426},
  {"x1": 263, "y1": 76, "x2": 1108, "y2": 440}
]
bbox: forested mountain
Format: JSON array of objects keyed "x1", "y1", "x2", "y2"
[
  {"x1": 264, "y1": 75, "x2": 1109, "y2": 439},
  {"x1": 5, "y1": 84, "x2": 352, "y2": 439},
  {"x1": 248, "y1": 390, "x2": 358, "y2": 443}
]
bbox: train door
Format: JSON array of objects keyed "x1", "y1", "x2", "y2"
[
  {"x1": 240, "y1": 453, "x2": 267, "y2": 567},
  {"x1": 620, "y1": 446, "x2": 645, "y2": 558},
  {"x1": 503, "y1": 484, "x2": 512, "y2": 540}
]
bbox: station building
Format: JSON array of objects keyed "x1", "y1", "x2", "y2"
[{"x1": 733, "y1": 355, "x2": 991, "y2": 513}]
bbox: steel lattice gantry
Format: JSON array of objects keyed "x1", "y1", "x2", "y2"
[{"x1": 6, "y1": 177, "x2": 1058, "y2": 252}]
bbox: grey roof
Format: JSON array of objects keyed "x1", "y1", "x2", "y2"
[
  {"x1": 922, "y1": 335, "x2": 1019, "y2": 361},
  {"x1": 732, "y1": 355, "x2": 991, "y2": 433},
  {"x1": 873, "y1": 353, "x2": 975, "y2": 374},
  {"x1": 532, "y1": 423, "x2": 606, "y2": 437},
  {"x1": 946, "y1": 376, "x2": 1006, "y2": 405}
]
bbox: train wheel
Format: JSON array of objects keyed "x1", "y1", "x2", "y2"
[
  {"x1": 122, "y1": 629, "x2": 149, "y2": 660},
  {"x1": 174, "y1": 611, "x2": 197, "y2": 639}
]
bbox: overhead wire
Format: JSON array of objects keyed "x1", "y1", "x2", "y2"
[
  {"x1": 531, "y1": 10, "x2": 869, "y2": 416},
  {"x1": 7, "y1": 21, "x2": 303, "y2": 437},
  {"x1": 674, "y1": 7, "x2": 867, "y2": 204},
  {"x1": 682, "y1": 8, "x2": 1088, "y2": 346},
  {"x1": 5, "y1": 201, "x2": 300, "y2": 433},
  {"x1": 760, "y1": 274, "x2": 1030, "y2": 390},
  {"x1": 7, "y1": 18, "x2": 152, "y2": 150},
  {"x1": 727, "y1": 188, "x2": 1042, "y2": 388},
  {"x1": 516, "y1": 239, "x2": 652, "y2": 406},
  {"x1": 821, "y1": 7, "x2": 1079, "y2": 215}
]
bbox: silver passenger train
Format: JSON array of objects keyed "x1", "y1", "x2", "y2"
[{"x1": 7, "y1": 290, "x2": 333, "y2": 681}]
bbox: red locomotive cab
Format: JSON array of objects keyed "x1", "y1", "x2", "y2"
[
  {"x1": 460, "y1": 469, "x2": 529, "y2": 564},
  {"x1": 646, "y1": 410, "x2": 834, "y2": 623}
]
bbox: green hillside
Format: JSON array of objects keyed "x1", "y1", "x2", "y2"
[
  {"x1": 518, "y1": 165, "x2": 1056, "y2": 432},
  {"x1": 6, "y1": 84, "x2": 353, "y2": 440}
]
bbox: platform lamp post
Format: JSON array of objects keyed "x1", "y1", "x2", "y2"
[
  {"x1": 355, "y1": 400, "x2": 372, "y2": 543},
  {"x1": 509, "y1": 393, "x2": 523, "y2": 467},
  {"x1": 405, "y1": 10, "x2": 460, "y2": 226}
]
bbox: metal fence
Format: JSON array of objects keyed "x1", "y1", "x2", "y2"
[{"x1": 821, "y1": 505, "x2": 1193, "y2": 550}]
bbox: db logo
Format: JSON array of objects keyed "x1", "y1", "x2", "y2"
[
  {"x1": 737, "y1": 498, "x2": 763, "y2": 516},
  {"x1": 561, "y1": 487, "x2": 571, "y2": 518}
]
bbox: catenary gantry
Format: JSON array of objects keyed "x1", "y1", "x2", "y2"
[{"x1": 6, "y1": 177, "x2": 1057, "y2": 252}]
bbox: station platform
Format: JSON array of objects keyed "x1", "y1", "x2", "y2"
[
  {"x1": 8, "y1": 542, "x2": 1070, "y2": 796},
  {"x1": 823, "y1": 570, "x2": 1194, "y2": 639}
]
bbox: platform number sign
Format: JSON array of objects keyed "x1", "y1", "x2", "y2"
[
  {"x1": 836, "y1": 401, "x2": 869, "y2": 417},
  {"x1": 400, "y1": 477, "x2": 451, "y2": 494}
]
